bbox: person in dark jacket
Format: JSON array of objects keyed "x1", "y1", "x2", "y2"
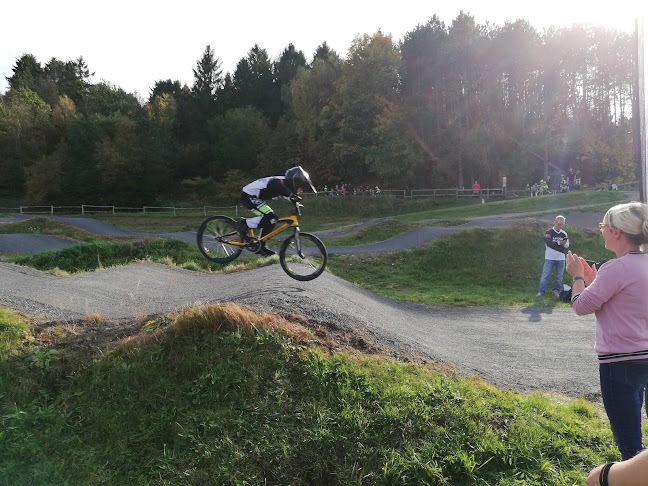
[{"x1": 536, "y1": 215, "x2": 570, "y2": 297}]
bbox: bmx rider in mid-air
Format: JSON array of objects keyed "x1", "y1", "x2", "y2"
[{"x1": 236, "y1": 166, "x2": 316, "y2": 257}]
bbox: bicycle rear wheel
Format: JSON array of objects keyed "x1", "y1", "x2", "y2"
[
  {"x1": 197, "y1": 216, "x2": 244, "y2": 263},
  {"x1": 279, "y1": 232, "x2": 327, "y2": 281}
]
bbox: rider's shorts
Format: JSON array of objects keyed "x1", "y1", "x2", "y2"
[{"x1": 240, "y1": 192, "x2": 277, "y2": 229}]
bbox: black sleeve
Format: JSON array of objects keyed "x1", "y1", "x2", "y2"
[
  {"x1": 544, "y1": 229, "x2": 565, "y2": 253},
  {"x1": 264, "y1": 178, "x2": 293, "y2": 199}
]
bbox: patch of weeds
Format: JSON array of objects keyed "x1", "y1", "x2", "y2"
[
  {"x1": 51, "y1": 267, "x2": 71, "y2": 277},
  {"x1": 180, "y1": 260, "x2": 202, "y2": 271},
  {"x1": 0, "y1": 308, "x2": 32, "y2": 355},
  {"x1": 26, "y1": 347, "x2": 59, "y2": 372},
  {"x1": 81, "y1": 313, "x2": 107, "y2": 325}
]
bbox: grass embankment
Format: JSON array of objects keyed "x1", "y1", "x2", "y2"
[
  {"x1": 6, "y1": 238, "x2": 278, "y2": 275},
  {"x1": 325, "y1": 220, "x2": 420, "y2": 246},
  {"x1": 0, "y1": 304, "x2": 621, "y2": 485},
  {"x1": 398, "y1": 191, "x2": 627, "y2": 221},
  {"x1": 0, "y1": 217, "x2": 98, "y2": 242},
  {"x1": 324, "y1": 220, "x2": 470, "y2": 247},
  {"x1": 327, "y1": 223, "x2": 611, "y2": 307}
]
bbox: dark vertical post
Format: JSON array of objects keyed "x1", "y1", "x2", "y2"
[{"x1": 636, "y1": 18, "x2": 647, "y2": 202}]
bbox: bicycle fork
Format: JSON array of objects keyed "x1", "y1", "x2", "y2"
[{"x1": 294, "y1": 228, "x2": 305, "y2": 259}]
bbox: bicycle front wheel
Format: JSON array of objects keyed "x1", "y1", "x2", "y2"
[
  {"x1": 279, "y1": 232, "x2": 327, "y2": 281},
  {"x1": 196, "y1": 216, "x2": 244, "y2": 264}
]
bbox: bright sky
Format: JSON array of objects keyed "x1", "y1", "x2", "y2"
[{"x1": 0, "y1": 0, "x2": 643, "y2": 100}]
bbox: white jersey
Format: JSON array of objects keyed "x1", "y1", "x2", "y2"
[{"x1": 242, "y1": 176, "x2": 288, "y2": 198}]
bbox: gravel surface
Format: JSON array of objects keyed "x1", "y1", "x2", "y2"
[
  {"x1": 0, "y1": 261, "x2": 600, "y2": 400},
  {"x1": 0, "y1": 209, "x2": 610, "y2": 400}
]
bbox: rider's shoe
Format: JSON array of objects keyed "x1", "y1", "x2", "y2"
[
  {"x1": 235, "y1": 219, "x2": 249, "y2": 239},
  {"x1": 255, "y1": 245, "x2": 276, "y2": 257}
]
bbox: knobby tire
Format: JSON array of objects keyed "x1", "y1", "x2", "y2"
[
  {"x1": 196, "y1": 216, "x2": 244, "y2": 264},
  {"x1": 279, "y1": 232, "x2": 327, "y2": 281}
]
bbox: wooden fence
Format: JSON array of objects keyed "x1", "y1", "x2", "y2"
[
  {"x1": 410, "y1": 188, "x2": 505, "y2": 199},
  {"x1": 1, "y1": 182, "x2": 638, "y2": 216},
  {"x1": 0, "y1": 205, "x2": 239, "y2": 216}
]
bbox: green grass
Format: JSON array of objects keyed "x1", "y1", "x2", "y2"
[
  {"x1": 91, "y1": 213, "x2": 210, "y2": 232},
  {"x1": 326, "y1": 220, "x2": 421, "y2": 246},
  {"x1": 398, "y1": 191, "x2": 627, "y2": 221},
  {"x1": 0, "y1": 217, "x2": 98, "y2": 242},
  {"x1": 6, "y1": 238, "x2": 279, "y2": 275},
  {"x1": 0, "y1": 308, "x2": 30, "y2": 355},
  {"x1": 328, "y1": 223, "x2": 611, "y2": 307},
  {"x1": 0, "y1": 304, "x2": 622, "y2": 485},
  {"x1": 325, "y1": 220, "x2": 472, "y2": 247}
]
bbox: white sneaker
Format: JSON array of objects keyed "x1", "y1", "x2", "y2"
[
  {"x1": 552, "y1": 290, "x2": 560, "y2": 298},
  {"x1": 535, "y1": 292, "x2": 544, "y2": 297}
]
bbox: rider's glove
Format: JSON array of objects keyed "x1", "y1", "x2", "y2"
[{"x1": 290, "y1": 194, "x2": 302, "y2": 203}]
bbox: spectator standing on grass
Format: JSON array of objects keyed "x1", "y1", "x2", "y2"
[
  {"x1": 536, "y1": 215, "x2": 569, "y2": 298},
  {"x1": 472, "y1": 180, "x2": 480, "y2": 194},
  {"x1": 560, "y1": 175, "x2": 569, "y2": 193},
  {"x1": 568, "y1": 168, "x2": 575, "y2": 192},
  {"x1": 566, "y1": 202, "x2": 648, "y2": 461},
  {"x1": 539, "y1": 179, "x2": 549, "y2": 195}
]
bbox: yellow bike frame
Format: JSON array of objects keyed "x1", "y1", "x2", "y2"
[{"x1": 229, "y1": 214, "x2": 299, "y2": 247}]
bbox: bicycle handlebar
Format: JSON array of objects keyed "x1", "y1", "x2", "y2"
[{"x1": 291, "y1": 199, "x2": 303, "y2": 217}]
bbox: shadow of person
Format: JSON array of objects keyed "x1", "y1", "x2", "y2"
[{"x1": 521, "y1": 306, "x2": 554, "y2": 323}]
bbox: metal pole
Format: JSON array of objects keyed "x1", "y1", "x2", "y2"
[{"x1": 635, "y1": 17, "x2": 647, "y2": 203}]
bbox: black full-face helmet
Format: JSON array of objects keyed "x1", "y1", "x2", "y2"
[{"x1": 285, "y1": 166, "x2": 316, "y2": 193}]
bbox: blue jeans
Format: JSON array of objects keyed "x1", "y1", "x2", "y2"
[
  {"x1": 538, "y1": 259, "x2": 565, "y2": 294},
  {"x1": 600, "y1": 359, "x2": 648, "y2": 460}
]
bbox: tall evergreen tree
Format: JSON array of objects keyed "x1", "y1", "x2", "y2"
[
  {"x1": 6, "y1": 54, "x2": 43, "y2": 92},
  {"x1": 274, "y1": 44, "x2": 307, "y2": 120},
  {"x1": 149, "y1": 79, "x2": 183, "y2": 104},
  {"x1": 232, "y1": 45, "x2": 278, "y2": 123},
  {"x1": 192, "y1": 45, "x2": 222, "y2": 100}
]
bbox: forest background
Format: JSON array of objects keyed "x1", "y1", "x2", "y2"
[{"x1": 0, "y1": 12, "x2": 638, "y2": 206}]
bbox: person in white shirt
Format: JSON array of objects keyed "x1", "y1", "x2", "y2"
[{"x1": 536, "y1": 215, "x2": 569, "y2": 297}]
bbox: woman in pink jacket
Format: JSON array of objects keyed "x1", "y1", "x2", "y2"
[{"x1": 566, "y1": 202, "x2": 648, "y2": 463}]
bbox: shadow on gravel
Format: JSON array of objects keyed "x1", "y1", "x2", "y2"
[{"x1": 521, "y1": 306, "x2": 555, "y2": 323}]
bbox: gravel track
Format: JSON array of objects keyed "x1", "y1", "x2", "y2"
[{"x1": 0, "y1": 209, "x2": 609, "y2": 400}]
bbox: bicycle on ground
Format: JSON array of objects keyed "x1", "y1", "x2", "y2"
[{"x1": 196, "y1": 199, "x2": 327, "y2": 281}]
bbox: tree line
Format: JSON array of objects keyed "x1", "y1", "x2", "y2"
[{"x1": 0, "y1": 12, "x2": 638, "y2": 205}]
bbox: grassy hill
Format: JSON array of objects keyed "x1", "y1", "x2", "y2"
[{"x1": 0, "y1": 305, "x2": 619, "y2": 485}]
